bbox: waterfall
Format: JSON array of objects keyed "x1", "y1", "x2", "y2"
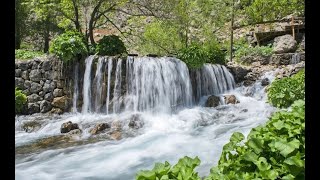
[
  {"x1": 125, "y1": 57, "x2": 193, "y2": 113},
  {"x1": 193, "y1": 64, "x2": 235, "y2": 102},
  {"x1": 106, "y1": 58, "x2": 113, "y2": 114},
  {"x1": 72, "y1": 62, "x2": 79, "y2": 113},
  {"x1": 291, "y1": 53, "x2": 301, "y2": 64},
  {"x1": 77, "y1": 56, "x2": 235, "y2": 114},
  {"x1": 94, "y1": 57, "x2": 105, "y2": 112},
  {"x1": 113, "y1": 59, "x2": 123, "y2": 114},
  {"x1": 82, "y1": 55, "x2": 95, "y2": 113}
]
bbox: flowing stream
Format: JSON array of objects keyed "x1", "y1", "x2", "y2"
[{"x1": 15, "y1": 56, "x2": 276, "y2": 180}]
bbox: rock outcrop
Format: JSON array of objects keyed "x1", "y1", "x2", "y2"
[
  {"x1": 273, "y1": 35, "x2": 297, "y2": 53},
  {"x1": 205, "y1": 95, "x2": 221, "y2": 107},
  {"x1": 60, "y1": 121, "x2": 80, "y2": 133}
]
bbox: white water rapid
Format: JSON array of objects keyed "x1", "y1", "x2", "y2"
[{"x1": 15, "y1": 56, "x2": 277, "y2": 180}]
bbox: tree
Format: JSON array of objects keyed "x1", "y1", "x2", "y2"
[{"x1": 15, "y1": 0, "x2": 29, "y2": 49}]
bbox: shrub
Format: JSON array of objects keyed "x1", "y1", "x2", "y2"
[
  {"x1": 49, "y1": 31, "x2": 88, "y2": 62},
  {"x1": 177, "y1": 41, "x2": 226, "y2": 69},
  {"x1": 267, "y1": 69, "x2": 305, "y2": 108},
  {"x1": 234, "y1": 44, "x2": 273, "y2": 62},
  {"x1": 15, "y1": 88, "x2": 27, "y2": 114},
  {"x1": 15, "y1": 49, "x2": 44, "y2": 60},
  {"x1": 96, "y1": 35, "x2": 127, "y2": 56},
  {"x1": 136, "y1": 156, "x2": 201, "y2": 180},
  {"x1": 206, "y1": 100, "x2": 305, "y2": 179}
]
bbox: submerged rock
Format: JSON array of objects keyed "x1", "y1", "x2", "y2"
[
  {"x1": 261, "y1": 78, "x2": 270, "y2": 86},
  {"x1": 128, "y1": 114, "x2": 144, "y2": 129},
  {"x1": 110, "y1": 131, "x2": 122, "y2": 140},
  {"x1": 90, "y1": 123, "x2": 110, "y2": 135},
  {"x1": 111, "y1": 120, "x2": 122, "y2": 131},
  {"x1": 205, "y1": 95, "x2": 221, "y2": 107},
  {"x1": 224, "y1": 95, "x2": 240, "y2": 104},
  {"x1": 22, "y1": 121, "x2": 41, "y2": 132},
  {"x1": 60, "y1": 121, "x2": 79, "y2": 133}
]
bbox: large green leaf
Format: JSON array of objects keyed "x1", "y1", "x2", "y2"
[
  {"x1": 247, "y1": 138, "x2": 264, "y2": 154},
  {"x1": 274, "y1": 139, "x2": 300, "y2": 157}
]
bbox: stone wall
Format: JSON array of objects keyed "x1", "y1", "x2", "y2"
[{"x1": 15, "y1": 56, "x2": 72, "y2": 114}]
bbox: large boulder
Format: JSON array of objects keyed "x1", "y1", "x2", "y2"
[
  {"x1": 60, "y1": 121, "x2": 79, "y2": 133},
  {"x1": 40, "y1": 100, "x2": 52, "y2": 113},
  {"x1": 51, "y1": 96, "x2": 69, "y2": 110},
  {"x1": 90, "y1": 123, "x2": 110, "y2": 135},
  {"x1": 224, "y1": 95, "x2": 240, "y2": 104},
  {"x1": 205, "y1": 95, "x2": 221, "y2": 107},
  {"x1": 273, "y1": 35, "x2": 297, "y2": 54}
]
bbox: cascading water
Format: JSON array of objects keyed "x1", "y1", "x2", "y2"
[
  {"x1": 291, "y1": 53, "x2": 301, "y2": 64},
  {"x1": 72, "y1": 62, "x2": 79, "y2": 113},
  {"x1": 113, "y1": 59, "x2": 123, "y2": 114},
  {"x1": 94, "y1": 57, "x2": 105, "y2": 112},
  {"x1": 15, "y1": 56, "x2": 277, "y2": 180},
  {"x1": 106, "y1": 58, "x2": 113, "y2": 114},
  {"x1": 82, "y1": 55, "x2": 95, "y2": 113}
]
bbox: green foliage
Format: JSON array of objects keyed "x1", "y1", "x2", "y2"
[
  {"x1": 15, "y1": 49, "x2": 45, "y2": 60},
  {"x1": 96, "y1": 35, "x2": 127, "y2": 56},
  {"x1": 49, "y1": 31, "x2": 88, "y2": 62},
  {"x1": 267, "y1": 69, "x2": 305, "y2": 108},
  {"x1": 243, "y1": 0, "x2": 304, "y2": 23},
  {"x1": 15, "y1": 88, "x2": 27, "y2": 114},
  {"x1": 136, "y1": 156, "x2": 201, "y2": 180},
  {"x1": 234, "y1": 44, "x2": 273, "y2": 61},
  {"x1": 177, "y1": 41, "x2": 226, "y2": 69},
  {"x1": 206, "y1": 100, "x2": 305, "y2": 180}
]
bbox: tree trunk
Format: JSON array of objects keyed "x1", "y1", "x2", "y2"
[
  {"x1": 44, "y1": 19, "x2": 50, "y2": 53},
  {"x1": 72, "y1": 0, "x2": 81, "y2": 32},
  {"x1": 229, "y1": 0, "x2": 235, "y2": 62}
]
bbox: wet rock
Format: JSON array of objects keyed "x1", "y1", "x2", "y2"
[
  {"x1": 42, "y1": 60, "x2": 52, "y2": 71},
  {"x1": 15, "y1": 78, "x2": 25, "y2": 90},
  {"x1": 17, "y1": 61, "x2": 29, "y2": 70},
  {"x1": 261, "y1": 78, "x2": 270, "y2": 86},
  {"x1": 21, "y1": 71, "x2": 29, "y2": 80},
  {"x1": 40, "y1": 100, "x2": 52, "y2": 113},
  {"x1": 240, "y1": 109, "x2": 248, "y2": 113},
  {"x1": 53, "y1": 89, "x2": 64, "y2": 97},
  {"x1": 29, "y1": 69, "x2": 42, "y2": 82},
  {"x1": 50, "y1": 107, "x2": 63, "y2": 114},
  {"x1": 15, "y1": 69, "x2": 22, "y2": 77},
  {"x1": 60, "y1": 121, "x2": 79, "y2": 133},
  {"x1": 226, "y1": 63, "x2": 251, "y2": 83},
  {"x1": 110, "y1": 131, "x2": 122, "y2": 140},
  {"x1": 52, "y1": 96, "x2": 69, "y2": 110},
  {"x1": 224, "y1": 95, "x2": 240, "y2": 104},
  {"x1": 273, "y1": 34, "x2": 297, "y2": 53},
  {"x1": 27, "y1": 94, "x2": 42, "y2": 103},
  {"x1": 90, "y1": 123, "x2": 110, "y2": 135},
  {"x1": 205, "y1": 95, "x2": 221, "y2": 107},
  {"x1": 30, "y1": 82, "x2": 42, "y2": 93},
  {"x1": 67, "y1": 129, "x2": 82, "y2": 136},
  {"x1": 22, "y1": 121, "x2": 41, "y2": 132},
  {"x1": 128, "y1": 114, "x2": 144, "y2": 129},
  {"x1": 44, "y1": 93, "x2": 54, "y2": 101},
  {"x1": 28, "y1": 103, "x2": 40, "y2": 114}
]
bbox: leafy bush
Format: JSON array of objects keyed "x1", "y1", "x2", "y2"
[
  {"x1": 206, "y1": 100, "x2": 305, "y2": 180},
  {"x1": 96, "y1": 35, "x2": 127, "y2": 56},
  {"x1": 136, "y1": 156, "x2": 201, "y2": 180},
  {"x1": 177, "y1": 41, "x2": 226, "y2": 69},
  {"x1": 15, "y1": 88, "x2": 27, "y2": 114},
  {"x1": 267, "y1": 69, "x2": 305, "y2": 108},
  {"x1": 15, "y1": 49, "x2": 45, "y2": 60},
  {"x1": 49, "y1": 31, "x2": 88, "y2": 62},
  {"x1": 234, "y1": 44, "x2": 273, "y2": 61}
]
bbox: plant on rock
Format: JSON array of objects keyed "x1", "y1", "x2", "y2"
[
  {"x1": 15, "y1": 87, "x2": 27, "y2": 114},
  {"x1": 136, "y1": 156, "x2": 201, "y2": 180},
  {"x1": 96, "y1": 35, "x2": 127, "y2": 56},
  {"x1": 267, "y1": 69, "x2": 305, "y2": 108},
  {"x1": 49, "y1": 31, "x2": 88, "y2": 62}
]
